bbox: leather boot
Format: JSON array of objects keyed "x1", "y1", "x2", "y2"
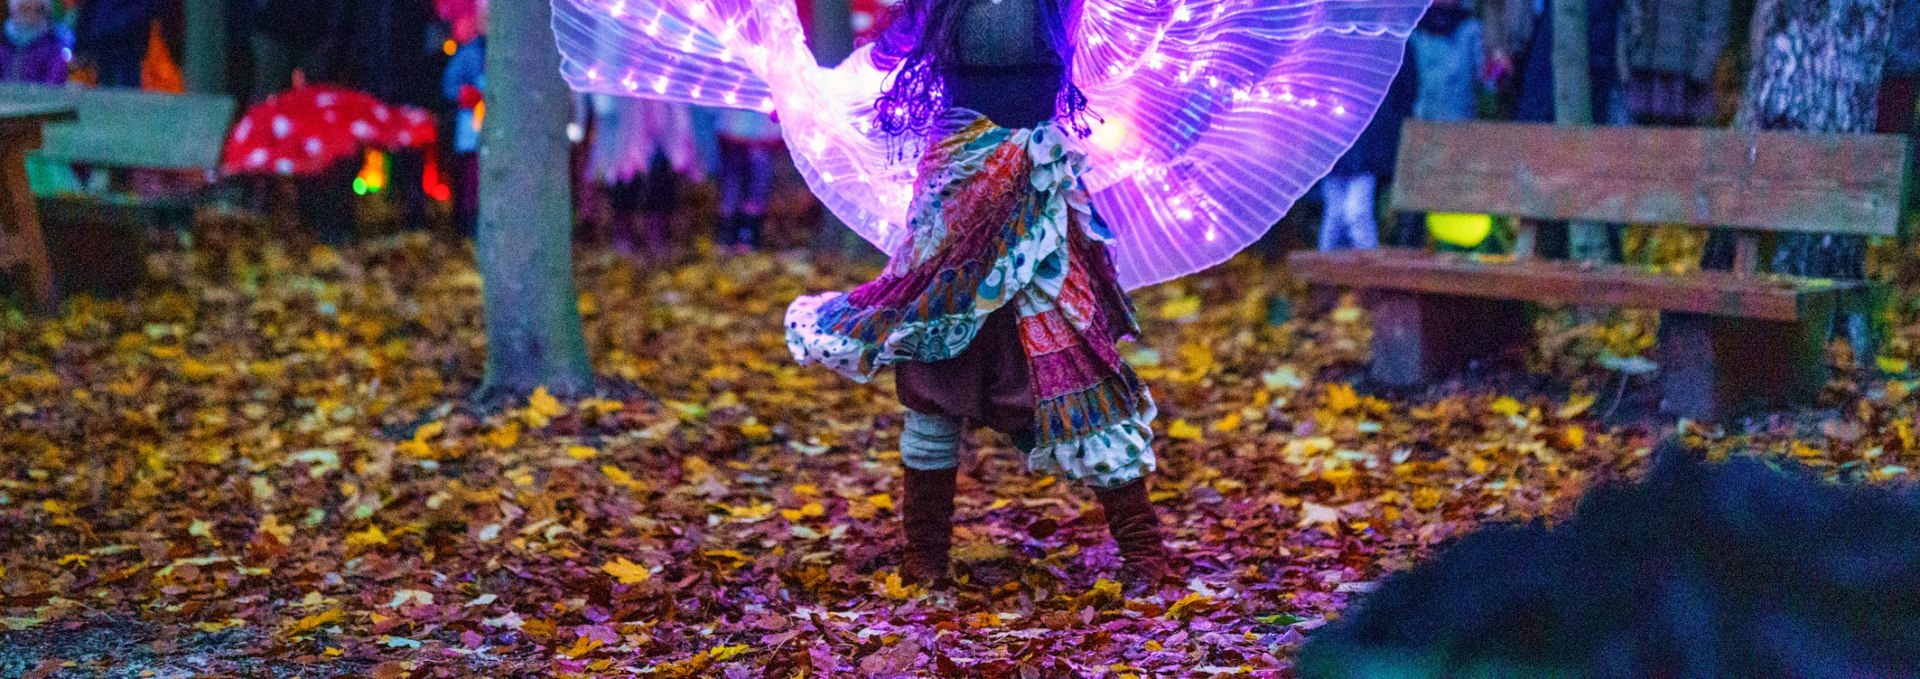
[
  {"x1": 900, "y1": 467, "x2": 957, "y2": 586},
  {"x1": 1095, "y1": 478, "x2": 1179, "y2": 595}
]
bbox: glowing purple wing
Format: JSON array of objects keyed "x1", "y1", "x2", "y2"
[
  {"x1": 551, "y1": 0, "x2": 1423, "y2": 289},
  {"x1": 551, "y1": 0, "x2": 919, "y2": 255},
  {"x1": 1067, "y1": 0, "x2": 1425, "y2": 289}
]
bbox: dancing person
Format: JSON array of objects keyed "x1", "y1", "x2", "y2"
[{"x1": 552, "y1": 0, "x2": 1421, "y2": 595}]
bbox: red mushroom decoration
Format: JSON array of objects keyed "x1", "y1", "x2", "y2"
[{"x1": 223, "y1": 85, "x2": 439, "y2": 177}]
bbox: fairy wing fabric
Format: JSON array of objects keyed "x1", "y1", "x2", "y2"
[
  {"x1": 1065, "y1": 0, "x2": 1426, "y2": 288},
  {"x1": 551, "y1": 0, "x2": 921, "y2": 256},
  {"x1": 549, "y1": 0, "x2": 1424, "y2": 289}
]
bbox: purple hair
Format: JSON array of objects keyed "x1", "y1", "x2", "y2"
[{"x1": 869, "y1": 0, "x2": 1094, "y2": 138}]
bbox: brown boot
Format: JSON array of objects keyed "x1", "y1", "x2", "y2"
[
  {"x1": 900, "y1": 467, "x2": 957, "y2": 586},
  {"x1": 1095, "y1": 478, "x2": 1180, "y2": 595}
]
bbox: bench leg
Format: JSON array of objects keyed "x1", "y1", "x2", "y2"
[
  {"x1": 1657, "y1": 297, "x2": 1834, "y2": 421},
  {"x1": 1369, "y1": 292, "x2": 1531, "y2": 387}
]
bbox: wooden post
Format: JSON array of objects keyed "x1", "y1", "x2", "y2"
[
  {"x1": 1657, "y1": 292, "x2": 1835, "y2": 421},
  {"x1": 1369, "y1": 291, "x2": 1532, "y2": 386}
]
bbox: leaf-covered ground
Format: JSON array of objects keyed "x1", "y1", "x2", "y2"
[{"x1": 2, "y1": 231, "x2": 1917, "y2": 677}]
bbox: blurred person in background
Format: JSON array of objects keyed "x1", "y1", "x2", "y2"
[
  {"x1": 1623, "y1": 0, "x2": 1729, "y2": 126},
  {"x1": 73, "y1": 0, "x2": 160, "y2": 88},
  {"x1": 1317, "y1": 42, "x2": 1417, "y2": 251},
  {"x1": 587, "y1": 94, "x2": 701, "y2": 257},
  {"x1": 442, "y1": 9, "x2": 484, "y2": 237},
  {"x1": 2, "y1": 0, "x2": 70, "y2": 84},
  {"x1": 714, "y1": 108, "x2": 781, "y2": 251}
]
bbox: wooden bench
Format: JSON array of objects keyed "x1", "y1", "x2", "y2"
[
  {"x1": 1290, "y1": 121, "x2": 1911, "y2": 420},
  {"x1": 0, "y1": 83, "x2": 235, "y2": 301}
]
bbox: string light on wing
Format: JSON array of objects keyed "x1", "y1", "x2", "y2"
[{"x1": 549, "y1": 0, "x2": 1424, "y2": 289}]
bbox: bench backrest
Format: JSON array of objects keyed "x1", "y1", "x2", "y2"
[
  {"x1": 1390, "y1": 121, "x2": 1911, "y2": 237},
  {"x1": 0, "y1": 83, "x2": 234, "y2": 171}
]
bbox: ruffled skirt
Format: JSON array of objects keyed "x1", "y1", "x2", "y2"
[{"x1": 784, "y1": 112, "x2": 1156, "y2": 488}]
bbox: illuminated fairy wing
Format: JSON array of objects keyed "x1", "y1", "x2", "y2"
[
  {"x1": 550, "y1": 0, "x2": 920, "y2": 253},
  {"x1": 1068, "y1": 0, "x2": 1425, "y2": 289}
]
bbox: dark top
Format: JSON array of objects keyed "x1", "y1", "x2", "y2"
[{"x1": 943, "y1": 0, "x2": 1066, "y2": 129}]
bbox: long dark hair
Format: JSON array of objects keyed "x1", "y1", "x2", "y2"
[{"x1": 869, "y1": 0, "x2": 1094, "y2": 138}]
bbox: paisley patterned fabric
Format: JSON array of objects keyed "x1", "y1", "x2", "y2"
[{"x1": 786, "y1": 110, "x2": 1155, "y2": 487}]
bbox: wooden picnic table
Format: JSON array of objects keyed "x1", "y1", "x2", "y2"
[{"x1": 0, "y1": 102, "x2": 76, "y2": 313}]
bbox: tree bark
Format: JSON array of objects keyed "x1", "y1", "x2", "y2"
[
  {"x1": 476, "y1": 0, "x2": 595, "y2": 399},
  {"x1": 1739, "y1": 0, "x2": 1893, "y2": 279}
]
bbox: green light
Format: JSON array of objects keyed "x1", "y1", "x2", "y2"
[{"x1": 352, "y1": 178, "x2": 368, "y2": 195}]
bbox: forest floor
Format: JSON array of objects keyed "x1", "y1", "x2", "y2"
[{"x1": 3, "y1": 229, "x2": 1917, "y2": 677}]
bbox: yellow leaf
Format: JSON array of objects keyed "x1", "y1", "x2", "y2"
[
  {"x1": 564, "y1": 634, "x2": 604, "y2": 659},
  {"x1": 722, "y1": 502, "x2": 775, "y2": 520},
  {"x1": 1489, "y1": 396, "x2": 1524, "y2": 417},
  {"x1": 875, "y1": 571, "x2": 926, "y2": 600},
  {"x1": 602, "y1": 465, "x2": 648, "y2": 492},
  {"x1": 1324, "y1": 384, "x2": 1360, "y2": 414},
  {"x1": 1166, "y1": 419, "x2": 1204, "y2": 441},
  {"x1": 193, "y1": 618, "x2": 245, "y2": 633},
  {"x1": 1878, "y1": 355, "x2": 1911, "y2": 374},
  {"x1": 485, "y1": 422, "x2": 522, "y2": 448},
  {"x1": 780, "y1": 502, "x2": 825, "y2": 522},
  {"x1": 283, "y1": 609, "x2": 344, "y2": 637},
  {"x1": 346, "y1": 524, "x2": 389, "y2": 550},
  {"x1": 702, "y1": 550, "x2": 751, "y2": 573},
  {"x1": 865, "y1": 493, "x2": 895, "y2": 513},
  {"x1": 524, "y1": 387, "x2": 568, "y2": 426},
  {"x1": 578, "y1": 398, "x2": 625, "y2": 416},
  {"x1": 565, "y1": 446, "x2": 597, "y2": 460},
  {"x1": 706, "y1": 644, "x2": 751, "y2": 663},
  {"x1": 1411, "y1": 487, "x2": 1443, "y2": 511},
  {"x1": 1211, "y1": 412, "x2": 1243, "y2": 433},
  {"x1": 1556, "y1": 394, "x2": 1596, "y2": 419},
  {"x1": 257, "y1": 514, "x2": 294, "y2": 544},
  {"x1": 412, "y1": 421, "x2": 445, "y2": 442},
  {"x1": 1165, "y1": 593, "x2": 1215, "y2": 621},
  {"x1": 1156, "y1": 295, "x2": 1201, "y2": 321},
  {"x1": 601, "y1": 557, "x2": 652, "y2": 585},
  {"x1": 57, "y1": 553, "x2": 91, "y2": 566},
  {"x1": 1561, "y1": 425, "x2": 1588, "y2": 449},
  {"x1": 739, "y1": 421, "x2": 773, "y2": 442}
]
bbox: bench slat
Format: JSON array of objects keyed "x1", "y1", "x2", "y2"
[
  {"x1": 1391, "y1": 121, "x2": 1909, "y2": 237},
  {"x1": 1290, "y1": 248, "x2": 1853, "y2": 323},
  {"x1": 0, "y1": 83, "x2": 234, "y2": 171}
]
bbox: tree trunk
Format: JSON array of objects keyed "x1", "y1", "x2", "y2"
[
  {"x1": 182, "y1": 0, "x2": 225, "y2": 94},
  {"x1": 476, "y1": 0, "x2": 595, "y2": 399},
  {"x1": 1740, "y1": 0, "x2": 1894, "y2": 279},
  {"x1": 1551, "y1": 0, "x2": 1612, "y2": 263}
]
